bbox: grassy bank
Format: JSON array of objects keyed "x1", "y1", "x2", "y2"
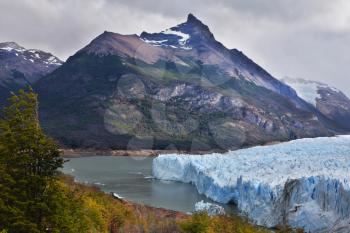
[{"x1": 61, "y1": 175, "x2": 303, "y2": 233}]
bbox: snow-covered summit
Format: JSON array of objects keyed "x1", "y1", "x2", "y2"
[
  {"x1": 0, "y1": 41, "x2": 63, "y2": 92},
  {"x1": 153, "y1": 135, "x2": 350, "y2": 232},
  {"x1": 140, "y1": 14, "x2": 215, "y2": 50},
  {"x1": 0, "y1": 42, "x2": 63, "y2": 66},
  {"x1": 140, "y1": 25, "x2": 191, "y2": 50},
  {"x1": 0, "y1": 42, "x2": 26, "y2": 52}
]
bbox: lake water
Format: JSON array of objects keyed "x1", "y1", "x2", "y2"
[{"x1": 62, "y1": 156, "x2": 236, "y2": 214}]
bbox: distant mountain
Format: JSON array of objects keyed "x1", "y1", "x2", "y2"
[
  {"x1": 283, "y1": 77, "x2": 350, "y2": 130},
  {"x1": 35, "y1": 14, "x2": 337, "y2": 150},
  {"x1": 0, "y1": 42, "x2": 62, "y2": 104}
]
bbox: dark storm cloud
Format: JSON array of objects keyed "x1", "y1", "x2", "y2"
[{"x1": 1, "y1": 0, "x2": 349, "y2": 95}]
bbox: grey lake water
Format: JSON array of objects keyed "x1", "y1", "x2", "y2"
[{"x1": 62, "y1": 156, "x2": 236, "y2": 214}]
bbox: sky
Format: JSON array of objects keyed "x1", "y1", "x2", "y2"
[{"x1": 1, "y1": 0, "x2": 350, "y2": 95}]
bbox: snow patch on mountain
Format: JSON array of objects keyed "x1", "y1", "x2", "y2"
[
  {"x1": 153, "y1": 135, "x2": 350, "y2": 232},
  {"x1": 141, "y1": 38, "x2": 168, "y2": 46},
  {"x1": 45, "y1": 56, "x2": 62, "y2": 66},
  {"x1": 140, "y1": 26, "x2": 192, "y2": 50},
  {"x1": 162, "y1": 28, "x2": 191, "y2": 48},
  {"x1": 0, "y1": 46, "x2": 16, "y2": 52},
  {"x1": 282, "y1": 77, "x2": 341, "y2": 106}
]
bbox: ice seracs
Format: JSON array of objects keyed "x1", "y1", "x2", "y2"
[
  {"x1": 195, "y1": 201, "x2": 225, "y2": 216},
  {"x1": 153, "y1": 136, "x2": 350, "y2": 232}
]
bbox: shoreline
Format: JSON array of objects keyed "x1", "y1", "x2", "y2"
[
  {"x1": 60, "y1": 139, "x2": 285, "y2": 158},
  {"x1": 60, "y1": 148, "x2": 226, "y2": 158}
]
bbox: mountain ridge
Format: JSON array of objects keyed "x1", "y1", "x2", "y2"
[
  {"x1": 139, "y1": 14, "x2": 310, "y2": 110},
  {"x1": 33, "y1": 14, "x2": 344, "y2": 150}
]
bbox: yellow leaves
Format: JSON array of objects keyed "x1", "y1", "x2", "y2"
[
  {"x1": 178, "y1": 212, "x2": 271, "y2": 233},
  {"x1": 178, "y1": 212, "x2": 212, "y2": 233},
  {"x1": 60, "y1": 175, "x2": 134, "y2": 233},
  {"x1": 82, "y1": 196, "x2": 108, "y2": 233}
]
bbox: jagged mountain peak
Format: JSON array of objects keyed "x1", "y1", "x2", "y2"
[
  {"x1": 184, "y1": 13, "x2": 211, "y2": 32},
  {"x1": 186, "y1": 13, "x2": 198, "y2": 22},
  {"x1": 140, "y1": 14, "x2": 215, "y2": 50},
  {"x1": 85, "y1": 14, "x2": 214, "y2": 56}
]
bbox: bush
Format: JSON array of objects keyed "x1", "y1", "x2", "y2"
[
  {"x1": 179, "y1": 212, "x2": 278, "y2": 233},
  {"x1": 179, "y1": 212, "x2": 212, "y2": 233}
]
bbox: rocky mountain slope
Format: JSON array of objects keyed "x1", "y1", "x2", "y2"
[
  {"x1": 283, "y1": 77, "x2": 350, "y2": 131},
  {"x1": 35, "y1": 14, "x2": 339, "y2": 150},
  {"x1": 0, "y1": 42, "x2": 62, "y2": 104}
]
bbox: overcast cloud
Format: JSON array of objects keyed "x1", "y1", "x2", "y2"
[{"x1": 1, "y1": 0, "x2": 349, "y2": 95}]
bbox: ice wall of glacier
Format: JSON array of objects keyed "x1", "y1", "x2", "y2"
[{"x1": 152, "y1": 136, "x2": 350, "y2": 232}]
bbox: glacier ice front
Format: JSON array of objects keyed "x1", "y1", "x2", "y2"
[{"x1": 152, "y1": 136, "x2": 350, "y2": 232}]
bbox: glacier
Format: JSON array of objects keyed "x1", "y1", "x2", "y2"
[{"x1": 152, "y1": 136, "x2": 350, "y2": 232}]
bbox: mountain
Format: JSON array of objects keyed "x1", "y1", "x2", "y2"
[
  {"x1": 283, "y1": 77, "x2": 350, "y2": 130},
  {"x1": 0, "y1": 42, "x2": 62, "y2": 104},
  {"x1": 35, "y1": 14, "x2": 336, "y2": 150},
  {"x1": 140, "y1": 14, "x2": 309, "y2": 109}
]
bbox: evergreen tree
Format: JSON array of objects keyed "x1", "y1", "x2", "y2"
[{"x1": 0, "y1": 88, "x2": 63, "y2": 233}]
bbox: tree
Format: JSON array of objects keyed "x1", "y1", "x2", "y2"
[{"x1": 0, "y1": 88, "x2": 63, "y2": 233}]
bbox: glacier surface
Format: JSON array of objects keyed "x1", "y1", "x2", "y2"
[{"x1": 153, "y1": 136, "x2": 350, "y2": 232}]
